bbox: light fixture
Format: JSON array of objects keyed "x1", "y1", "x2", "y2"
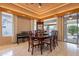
[
  {"x1": 38, "y1": 5, "x2": 41, "y2": 8},
  {"x1": 38, "y1": 3, "x2": 42, "y2": 8},
  {"x1": 31, "y1": 3, "x2": 42, "y2": 8},
  {"x1": 69, "y1": 16, "x2": 72, "y2": 20},
  {"x1": 69, "y1": 14, "x2": 73, "y2": 20}
]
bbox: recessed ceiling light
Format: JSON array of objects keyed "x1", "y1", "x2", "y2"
[
  {"x1": 69, "y1": 17, "x2": 72, "y2": 20},
  {"x1": 69, "y1": 15, "x2": 73, "y2": 20},
  {"x1": 38, "y1": 3, "x2": 42, "y2": 8},
  {"x1": 38, "y1": 5, "x2": 41, "y2": 8}
]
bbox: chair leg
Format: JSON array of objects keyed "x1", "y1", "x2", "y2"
[
  {"x1": 28, "y1": 39, "x2": 30, "y2": 52},
  {"x1": 31, "y1": 46, "x2": 34, "y2": 55},
  {"x1": 38, "y1": 45, "x2": 40, "y2": 48},
  {"x1": 38, "y1": 41, "x2": 40, "y2": 48},
  {"x1": 53, "y1": 40, "x2": 55, "y2": 49},
  {"x1": 57, "y1": 42, "x2": 58, "y2": 46},
  {"x1": 28, "y1": 47, "x2": 30, "y2": 52},
  {"x1": 54, "y1": 39, "x2": 58, "y2": 47},
  {"x1": 56, "y1": 39, "x2": 58, "y2": 46},
  {"x1": 41, "y1": 45, "x2": 42, "y2": 55},
  {"x1": 28, "y1": 44, "x2": 30, "y2": 52},
  {"x1": 50, "y1": 45, "x2": 52, "y2": 52},
  {"x1": 40, "y1": 41, "x2": 43, "y2": 55},
  {"x1": 47, "y1": 44, "x2": 49, "y2": 47},
  {"x1": 50, "y1": 39, "x2": 52, "y2": 52},
  {"x1": 17, "y1": 37, "x2": 19, "y2": 44}
]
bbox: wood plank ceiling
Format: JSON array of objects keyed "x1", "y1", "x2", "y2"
[{"x1": 0, "y1": 3, "x2": 79, "y2": 20}]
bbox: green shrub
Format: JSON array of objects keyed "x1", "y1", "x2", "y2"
[{"x1": 68, "y1": 25, "x2": 79, "y2": 35}]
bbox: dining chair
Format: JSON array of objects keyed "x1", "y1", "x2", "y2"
[
  {"x1": 37, "y1": 31, "x2": 52, "y2": 52},
  {"x1": 27, "y1": 31, "x2": 32, "y2": 52},
  {"x1": 28, "y1": 31, "x2": 40, "y2": 55},
  {"x1": 44, "y1": 36, "x2": 52, "y2": 52},
  {"x1": 51, "y1": 30, "x2": 58, "y2": 49},
  {"x1": 55, "y1": 31, "x2": 58, "y2": 46}
]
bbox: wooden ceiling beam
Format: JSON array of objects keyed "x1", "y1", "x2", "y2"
[
  {"x1": 0, "y1": 3, "x2": 40, "y2": 19},
  {"x1": 12, "y1": 3, "x2": 39, "y2": 16},
  {"x1": 39, "y1": 3, "x2": 69, "y2": 15},
  {"x1": 41, "y1": 8, "x2": 79, "y2": 20},
  {"x1": 0, "y1": 7, "x2": 39, "y2": 20},
  {"x1": 40, "y1": 4, "x2": 79, "y2": 20}
]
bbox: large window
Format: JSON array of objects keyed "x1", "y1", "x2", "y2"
[
  {"x1": 2, "y1": 12, "x2": 14, "y2": 36},
  {"x1": 44, "y1": 18, "x2": 57, "y2": 33},
  {"x1": 64, "y1": 13, "x2": 79, "y2": 44}
]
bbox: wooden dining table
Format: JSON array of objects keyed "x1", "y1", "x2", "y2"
[{"x1": 31, "y1": 34, "x2": 52, "y2": 54}]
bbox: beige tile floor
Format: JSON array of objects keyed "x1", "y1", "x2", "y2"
[{"x1": 0, "y1": 41, "x2": 79, "y2": 56}]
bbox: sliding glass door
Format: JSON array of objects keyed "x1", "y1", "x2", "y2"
[
  {"x1": 77, "y1": 14, "x2": 79, "y2": 44},
  {"x1": 64, "y1": 13, "x2": 79, "y2": 44}
]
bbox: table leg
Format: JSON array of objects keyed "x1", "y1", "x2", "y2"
[
  {"x1": 40, "y1": 40, "x2": 43, "y2": 55},
  {"x1": 22, "y1": 38, "x2": 25, "y2": 42},
  {"x1": 17, "y1": 37, "x2": 19, "y2": 44}
]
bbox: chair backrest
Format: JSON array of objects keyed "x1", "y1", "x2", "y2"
[
  {"x1": 28, "y1": 31, "x2": 33, "y2": 37},
  {"x1": 55, "y1": 31, "x2": 58, "y2": 39},
  {"x1": 35, "y1": 30, "x2": 44, "y2": 37},
  {"x1": 51, "y1": 30, "x2": 58, "y2": 39},
  {"x1": 51, "y1": 31, "x2": 55, "y2": 36}
]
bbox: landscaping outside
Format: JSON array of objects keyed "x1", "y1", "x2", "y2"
[{"x1": 67, "y1": 25, "x2": 79, "y2": 43}]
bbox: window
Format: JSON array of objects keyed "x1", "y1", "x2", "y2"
[
  {"x1": 44, "y1": 18, "x2": 57, "y2": 32},
  {"x1": 2, "y1": 12, "x2": 14, "y2": 36},
  {"x1": 64, "y1": 13, "x2": 79, "y2": 44}
]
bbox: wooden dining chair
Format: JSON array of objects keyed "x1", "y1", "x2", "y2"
[
  {"x1": 28, "y1": 31, "x2": 40, "y2": 55},
  {"x1": 44, "y1": 36, "x2": 52, "y2": 52},
  {"x1": 31, "y1": 37, "x2": 40, "y2": 55},
  {"x1": 51, "y1": 30, "x2": 58, "y2": 49},
  {"x1": 55, "y1": 31, "x2": 58, "y2": 46},
  {"x1": 27, "y1": 31, "x2": 32, "y2": 52}
]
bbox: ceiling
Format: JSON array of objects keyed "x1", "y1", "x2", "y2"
[
  {"x1": 14, "y1": 3, "x2": 64, "y2": 15},
  {"x1": 0, "y1": 3, "x2": 79, "y2": 20}
]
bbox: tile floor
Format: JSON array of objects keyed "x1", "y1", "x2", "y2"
[{"x1": 0, "y1": 41, "x2": 79, "y2": 56}]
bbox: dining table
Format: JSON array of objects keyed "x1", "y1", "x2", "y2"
[{"x1": 31, "y1": 34, "x2": 52, "y2": 54}]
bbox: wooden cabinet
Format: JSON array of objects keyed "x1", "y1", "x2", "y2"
[{"x1": 37, "y1": 22, "x2": 44, "y2": 31}]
